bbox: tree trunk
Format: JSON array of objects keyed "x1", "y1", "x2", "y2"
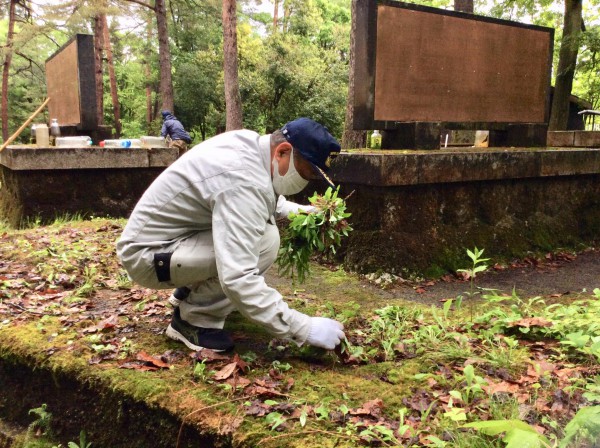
[
  {"x1": 283, "y1": 0, "x2": 291, "y2": 33},
  {"x1": 222, "y1": 0, "x2": 243, "y2": 130},
  {"x1": 454, "y1": 0, "x2": 473, "y2": 13},
  {"x1": 549, "y1": 0, "x2": 583, "y2": 131},
  {"x1": 273, "y1": 0, "x2": 279, "y2": 32},
  {"x1": 156, "y1": 0, "x2": 174, "y2": 112},
  {"x1": 93, "y1": 14, "x2": 105, "y2": 126},
  {"x1": 144, "y1": 17, "x2": 154, "y2": 128},
  {"x1": 2, "y1": 0, "x2": 17, "y2": 142},
  {"x1": 342, "y1": 0, "x2": 367, "y2": 149},
  {"x1": 101, "y1": 15, "x2": 122, "y2": 138}
]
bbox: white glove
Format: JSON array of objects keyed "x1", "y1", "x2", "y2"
[
  {"x1": 306, "y1": 317, "x2": 345, "y2": 350},
  {"x1": 276, "y1": 196, "x2": 316, "y2": 218}
]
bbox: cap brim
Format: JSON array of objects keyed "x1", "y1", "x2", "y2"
[{"x1": 312, "y1": 163, "x2": 336, "y2": 189}]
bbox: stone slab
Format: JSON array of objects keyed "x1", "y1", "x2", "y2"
[
  {"x1": 0, "y1": 146, "x2": 178, "y2": 227},
  {"x1": 330, "y1": 148, "x2": 600, "y2": 187},
  {"x1": 547, "y1": 131, "x2": 575, "y2": 147},
  {"x1": 336, "y1": 174, "x2": 600, "y2": 275},
  {"x1": 539, "y1": 148, "x2": 600, "y2": 176},
  {"x1": 0, "y1": 146, "x2": 178, "y2": 170},
  {"x1": 574, "y1": 131, "x2": 600, "y2": 148}
]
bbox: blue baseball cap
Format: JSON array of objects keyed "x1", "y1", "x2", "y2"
[{"x1": 281, "y1": 118, "x2": 341, "y2": 187}]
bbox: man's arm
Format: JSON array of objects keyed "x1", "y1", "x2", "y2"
[
  {"x1": 212, "y1": 184, "x2": 345, "y2": 350},
  {"x1": 211, "y1": 185, "x2": 312, "y2": 344}
]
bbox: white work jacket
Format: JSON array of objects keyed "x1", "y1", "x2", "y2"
[{"x1": 117, "y1": 130, "x2": 312, "y2": 344}]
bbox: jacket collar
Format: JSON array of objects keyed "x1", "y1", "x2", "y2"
[{"x1": 259, "y1": 134, "x2": 271, "y2": 176}]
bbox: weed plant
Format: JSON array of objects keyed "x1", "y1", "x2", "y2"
[
  {"x1": 277, "y1": 187, "x2": 352, "y2": 284},
  {"x1": 457, "y1": 247, "x2": 489, "y2": 321}
]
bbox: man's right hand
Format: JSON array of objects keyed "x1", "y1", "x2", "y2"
[{"x1": 306, "y1": 317, "x2": 345, "y2": 350}]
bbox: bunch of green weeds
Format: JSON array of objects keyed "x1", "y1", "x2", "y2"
[{"x1": 276, "y1": 187, "x2": 352, "y2": 284}]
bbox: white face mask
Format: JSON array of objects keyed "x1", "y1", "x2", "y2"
[{"x1": 272, "y1": 147, "x2": 309, "y2": 196}]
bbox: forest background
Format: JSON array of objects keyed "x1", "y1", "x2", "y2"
[{"x1": 0, "y1": 0, "x2": 599, "y2": 149}]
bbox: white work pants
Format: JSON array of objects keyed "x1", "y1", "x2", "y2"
[{"x1": 171, "y1": 224, "x2": 280, "y2": 328}]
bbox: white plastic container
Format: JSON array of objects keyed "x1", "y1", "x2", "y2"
[
  {"x1": 35, "y1": 124, "x2": 49, "y2": 147},
  {"x1": 140, "y1": 136, "x2": 167, "y2": 148},
  {"x1": 55, "y1": 136, "x2": 92, "y2": 147}
]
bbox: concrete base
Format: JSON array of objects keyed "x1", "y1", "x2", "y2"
[
  {"x1": 548, "y1": 131, "x2": 600, "y2": 148},
  {"x1": 0, "y1": 146, "x2": 178, "y2": 227},
  {"x1": 313, "y1": 147, "x2": 600, "y2": 275},
  {"x1": 4, "y1": 145, "x2": 600, "y2": 278}
]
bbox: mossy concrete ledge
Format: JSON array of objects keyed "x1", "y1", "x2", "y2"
[
  {"x1": 0, "y1": 146, "x2": 178, "y2": 227},
  {"x1": 0, "y1": 332, "x2": 235, "y2": 448},
  {"x1": 326, "y1": 148, "x2": 600, "y2": 275}
]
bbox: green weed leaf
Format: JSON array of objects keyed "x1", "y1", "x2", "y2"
[{"x1": 560, "y1": 406, "x2": 600, "y2": 448}]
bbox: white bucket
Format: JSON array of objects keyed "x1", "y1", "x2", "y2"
[{"x1": 36, "y1": 124, "x2": 49, "y2": 147}]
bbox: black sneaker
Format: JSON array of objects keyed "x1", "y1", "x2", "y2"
[
  {"x1": 168, "y1": 286, "x2": 191, "y2": 307},
  {"x1": 165, "y1": 308, "x2": 234, "y2": 352}
]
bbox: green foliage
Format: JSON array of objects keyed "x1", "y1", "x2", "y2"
[
  {"x1": 276, "y1": 187, "x2": 352, "y2": 284},
  {"x1": 457, "y1": 247, "x2": 490, "y2": 321},
  {"x1": 28, "y1": 403, "x2": 53, "y2": 436},
  {"x1": 476, "y1": 287, "x2": 600, "y2": 361},
  {"x1": 464, "y1": 419, "x2": 550, "y2": 448},
  {"x1": 464, "y1": 406, "x2": 600, "y2": 448},
  {"x1": 4, "y1": 0, "x2": 600, "y2": 145},
  {"x1": 560, "y1": 406, "x2": 600, "y2": 447},
  {"x1": 193, "y1": 360, "x2": 210, "y2": 382},
  {"x1": 52, "y1": 430, "x2": 92, "y2": 448},
  {"x1": 6, "y1": 218, "x2": 600, "y2": 447},
  {"x1": 457, "y1": 247, "x2": 490, "y2": 291},
  {"x1": 265, "y1": 411, "x2": 286, "y2": 430}
]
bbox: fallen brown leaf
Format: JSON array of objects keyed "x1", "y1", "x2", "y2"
[
  {"x1": 192, "y1": 349, "x2": 231, "y2": 363},
  {"x1": 214, "y1": 361, "x2": 238, "y2": 380},
  {"x1": 482, "y1": 380, "x2": 520, "y2": 395},
  {"x1": 507, "y1": 317, "x2": 553, "y2": 328},
  {"x1": 350, "y1": 398, "x2": 384, "y2": 417},
  {"x1": 136, "y1": 350, "x2": 170, "y2": 369}
]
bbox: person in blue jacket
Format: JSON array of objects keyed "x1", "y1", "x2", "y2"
[{"x1": 160, "y1": 110, "x2": 192, "y2": 156}]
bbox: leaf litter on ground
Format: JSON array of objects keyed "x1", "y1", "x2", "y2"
[{"x1": 1, "y1": 219, "x2": 600, "y2": 447}]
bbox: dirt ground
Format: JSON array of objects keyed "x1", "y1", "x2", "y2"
[
  {"x1": 373, "y1": 248, "x2": 600, "y2": 303},
  {"x1": 265, "y1": 247, "x2": 600, "y2": 306}
]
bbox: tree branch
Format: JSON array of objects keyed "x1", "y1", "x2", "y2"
[{"x1": 124, "y1": 0, "x2": 155, "y2": 11}]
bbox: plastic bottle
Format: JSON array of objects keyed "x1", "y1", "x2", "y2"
[
  {"x1": 35, "y1": 123, "x2": 49, "y2": 147},
  {"x1": 370, "y1": 130, "x2": 382, "y2": 149},
  {"x1": 30, "y1": 124, "x2": 37, "y2": 144},
  {"x1": 49, "y1": 118, "x2": 60, "y2": 146},
  {"x1": 102, "y1": 139, "x2": 132, "y2": 148}
]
